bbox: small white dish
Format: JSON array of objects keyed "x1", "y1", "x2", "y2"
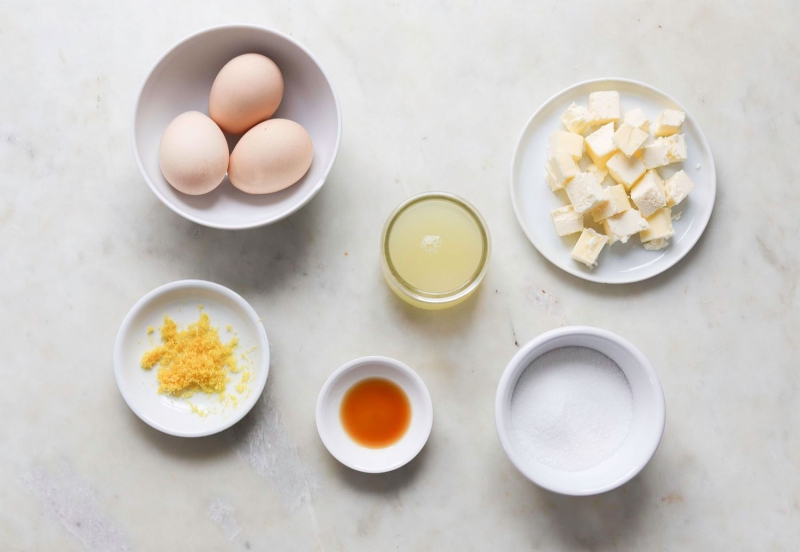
[
  {"x1": 132, "y1": 24, "x2": 342, "y2": 230},
  {"x1": 510, "y1": 78, "x2": 716, "y2": 283},
  {"x1": 316, "y1": 356, "x2": 433, "y2": 473},
  {"x1": 495, "y1": 326, "x2": 665, "y2": 496},
  {"x1": 114, "y1": 280, "x2": 269, "y2": 437}
]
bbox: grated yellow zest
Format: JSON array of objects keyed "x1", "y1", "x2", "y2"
[
  {"x1": 140, "y1": 313, "x2": 238, "y2": 396},
  {"x1": 235, "y1": 371, "x2": 251, "y2": 394}
]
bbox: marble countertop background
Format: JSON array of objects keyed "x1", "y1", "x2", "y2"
[{"x1": 2, "y1": 1, "x2": 799, "y2": 550}]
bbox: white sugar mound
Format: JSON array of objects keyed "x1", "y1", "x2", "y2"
[{"x1": 511, "y1": 346, "x2": 633, "y2": 472}]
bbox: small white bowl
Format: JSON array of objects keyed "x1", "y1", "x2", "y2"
[
  {"x1": 495, "y1": 326, "x2": 665, "y2": 495},
  {"x1": 114, "y1": 280, "x2": 269, "y2": 437},
  {"x1": 132, "y1": 24, "x2": 342, "y2": 230},
  {"x1": 316, "y1": 357, "x2": 433, "y2": 473}
]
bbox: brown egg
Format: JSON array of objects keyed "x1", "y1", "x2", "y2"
[
  {"x1": 228, "y1": 119, "x2": 313, "y2": 194},
  {"x1": 209, "y1": 53, "x2": 284, "y2": 135},
  {"x1": 158, "y1": 111, "x2": 229, "y2": 195}
]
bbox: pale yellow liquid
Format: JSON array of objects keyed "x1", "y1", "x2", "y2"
[{"x1": 387, "y1": 199, "x2": 484, "y2": 294}]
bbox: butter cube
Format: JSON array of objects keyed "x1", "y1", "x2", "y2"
[
  {"x1": 624, "y1": 108, "x2": 650, "y2": 131},
  {"x1": 664, "y1": 170, "x2": 695, "y2": 207},
  {"x1": 602, "y1": 209, "x2": 649, "y2": 245},
  {"x1": 613, "y1": 122, "x2": 649, "y2": 157},
  {"x1": 551, "y1": 205, "x2": 584, "y2": 236},
  {"x1": 606, "y1": 152, "x2": 646, "y2": 190},
  {"x1": 571, "y1": 228, "x2": 608, "y2": 268},
  {"x1": 643, "y1": 238, "x2": 670, "y2": 251},
  {"x1": 545, "y1": 164, "x2": 561, "y2": 191},
  {"x1": 652, "y1": 109, "x2": 685, "y2": 137},
  {"x1": 663, "y1": 134, "x2": 687, "y2": 163},
  {"x1": 591, "y1": 184, "x2": 631, "y2": 222},
  {"x1": 640, "y1": 207, "x2": 675, "y2": 246},
  {"x1": 584, "y1": 123, "x2": 617, "y2": 169},
  {"x1": 549, "y1": 131, "x2": 584, "y2": 160},
  {"x1": 640, "y1": 139, "x2": 671, "y2": 170},
  {"x1": 561, "y1": 103, "x2": 597, "y2": 134},
  {"x1": 640, "y1": 135, "x2": 687, "y2": 169},
  {"x1": 547, "y1": 152, "x2": 580, "y2": 189},
  {"x1": 588, "y1": 91, "x2": 621, "y2": 124},
  {"x1": 630, "y1": 170, "x2": 667, "y2": 217},
  {"x1": 565, "y1": 172, "x2": 607, "y2": 214},
  {"x1": 586, "y1": 163, "x2": 608, "y2": 183}
]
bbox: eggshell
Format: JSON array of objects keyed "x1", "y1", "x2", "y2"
[
  {"x1": 158, "y1": 111, "x2": 229, "y2": 195},
  {"x1": 228, "y1": 119, "x2": 313, "y2": 194},
  {"x1": 209, "y1": 53, "x2": 284, "y2": 135}
]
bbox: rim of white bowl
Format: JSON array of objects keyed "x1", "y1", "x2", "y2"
[
  {"x1": 131, "y1": 24, "x2": 343, "y2": 230},
  {"x1": 114, "y1": 279, "x2": 270, "y2": 437},
  {"x1": 509, "y1": 77, "x2": 717, "y2": 284},
  {"x1": 495, "y1": 326, "x2": 666, "y2": 495},
  {"x1": 316, "y1": 356, "x2": 434, "y2": 473}
]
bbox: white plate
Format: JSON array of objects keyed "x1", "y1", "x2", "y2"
[
  {"x1": 510, "y1": 78, "x2": 716, "y2": 284},
  {"x1": 316, "y1": 357, "x2": 433, "y2": 473},
  {"x1": 132, "y1": 25, "x2": 342, "y2": 230},
  {"x1": 114, "y1": 280, "x2": 269, "y2": 437}
]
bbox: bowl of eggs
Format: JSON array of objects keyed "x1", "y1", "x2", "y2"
[{"x1": 132, "y1": 25, "x2": 342, "y2": 230}]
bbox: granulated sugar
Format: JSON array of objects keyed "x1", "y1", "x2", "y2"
[{"x1": 510, "y1": 346, "x2": 633, "y2": 472}]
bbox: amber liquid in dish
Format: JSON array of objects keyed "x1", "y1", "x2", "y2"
[{"x1": 340, "y1": 378, "x2": 411, "y2": 448}]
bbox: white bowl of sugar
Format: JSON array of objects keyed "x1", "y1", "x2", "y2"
[{"x1": 495, "y1": 326, "x2": 665, "y2": 496}]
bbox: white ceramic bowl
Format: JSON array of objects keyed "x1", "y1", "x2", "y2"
[
  {"x1": 495, "y1": 327, "x2": 665, "y2": 495},
  {"x1": 511, "y1": 78, "x2": 716, "y2": 283},
  {"x1": 133, "y1": 25, "x2": 342, "y2": 230},
  {"x1": 114, "y1": 280, "x2": 269, "y2": 437},
  {"x1": 316, "y1": 357, "x2": 433, "y2": 473}
]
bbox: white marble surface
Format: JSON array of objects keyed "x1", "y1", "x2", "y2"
[{"x1": 2, "y1": 1, "x2": 799, "y2": 550}]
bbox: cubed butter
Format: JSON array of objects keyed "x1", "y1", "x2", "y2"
[
  {"x1": 549, "y1": 131, "x2": 584, "y2": 160},
  {"x1": 561, "y1": 103, "x2": 597, "y2": 134},
  {"x1": 664, "y1": 170, "x2": 695, "y2": 207},
  {"x1": 606, "y1": 152, "x2": 646, "y2": 190},
  {"x1": 640, "y1": 207, "x2": 675, "y2": 245},
  {"x1": 545, "y1": 164, "x2": 561, "y2": 191},
  {"x1": 630, "y1": 170, "x2": 667, "y2": 217},
  {"x1": 588, "y1": 91, "x2": 621, "y2": 124},
  {"x1": 591, "y1": 184, "x2": 631, "y2": 222},
  {"x1": 565, "y1": 172, "x2": 607, "y2": 214},
  {"x1": 652, "y1": 109, "x2": 685, "y2": 137},
  {"x1": 571, "y1": 228, "x2": 609, "y2": 268},
  {"x1": 602, "y1": 209, "x2": 649, "y2": 245},
  {"x1": 639, "y1": 138, "x2": 671, "y2": 170},
  {"x1": 643, "y1": 238, "x2": 670, "y2": 251},
  {"x1": 613, "y1": 122, "x2": 649, "y2": 157},
  {"x1": 550, "y1": 205, "x2": 584, "y2": 236},
  {"x1": 547, "y1": 97, "x2": 690, "y2": 260},
  {"x1": 624, "y1": 108, "x2": 650, "y2": 131},
  {"x1": 547, "y1": 152, "x2": 580, "y2": 188},
  {"x1": 584, "y1": 123, "x2": 617, "y2": 169},
  {"x1": 586, "y1": 163, "x2": 608, "y2": 183},
  {"x1": 663, "y1": 134, "x2": 687, "y2": 163}
]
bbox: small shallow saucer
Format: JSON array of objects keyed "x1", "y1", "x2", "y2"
[{"x1": 316, "y1": 356, "x2": 433, "y2": 473}]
